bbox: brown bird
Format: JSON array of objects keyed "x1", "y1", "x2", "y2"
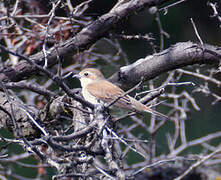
[{"x1": 73, "y1": 68, "x2": 168, "y2": 119}]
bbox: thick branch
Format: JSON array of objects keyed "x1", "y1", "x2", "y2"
[
  {"x1": 0, "y1": 0, "x2": 165, "y2": 83},
  {"x1": 109, "y1": 42, "x2": 221, "y2": 88}
]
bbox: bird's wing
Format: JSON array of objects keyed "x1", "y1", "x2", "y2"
[
  {"x1": 86, "y1": 80, "x2": 134, "y2": 110},
  {"x1": 86, "y1": 80, "x2": 169, "y2": 119}
]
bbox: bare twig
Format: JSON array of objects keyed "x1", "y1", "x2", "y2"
[
  {"x1": 174, "y1": 145, "x2": 221, "y2": 180},
  {"x1": 190, "y1": 18, "x2": 204, "y2": 46}
]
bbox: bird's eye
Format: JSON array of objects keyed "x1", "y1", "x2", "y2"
[{"x1": 84, "y1": 72, "x2": 89, "y2": 77}]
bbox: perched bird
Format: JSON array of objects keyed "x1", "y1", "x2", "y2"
[{"x1": 73, "y1": 68, "x2": 168, "y2": 119}]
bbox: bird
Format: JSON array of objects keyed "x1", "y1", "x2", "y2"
[{"x1": 73, "y1": 68, "x2": 168, "y2": 119}]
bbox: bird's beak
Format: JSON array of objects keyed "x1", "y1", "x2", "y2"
[{"x1": 72, "y1": 74, "x2": 81, "y2": 79}]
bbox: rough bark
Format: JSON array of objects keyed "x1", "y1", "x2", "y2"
[{"x1": 109, "y1": 42, "x2": 221, "y2": 89}]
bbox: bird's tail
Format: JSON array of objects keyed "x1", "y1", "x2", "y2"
[
  {"x1": 130, "y1": 97, "x2": 169, "y2": 119},
  {"x1": 144, "y1": 106, "x2": 169, "y2": 119}
]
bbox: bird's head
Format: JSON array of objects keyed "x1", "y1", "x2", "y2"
[{"x1": 73, "y1": 68, "x2": 105, "y2": 87}]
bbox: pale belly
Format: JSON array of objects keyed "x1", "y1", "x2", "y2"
[{"x1": 82, "y1": 88, "x2": 99, "y2": 105}]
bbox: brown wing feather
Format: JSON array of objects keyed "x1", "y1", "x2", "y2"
[
  {"x1": 86, "y1": 80, "x2": 134, "y2": 110},
  {"x1": 86, "y1": 80, "x2": 169, "y2": 119}
]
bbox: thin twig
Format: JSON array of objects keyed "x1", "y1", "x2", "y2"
[
  {"x1": 174, "y1": 145, "x2": 221, "y2": 180},
  {"x1": 20, "y1": 108, "x2": 48, "y2": 136},
  {"x1": 190, "y1": 18, "x2": 204, "y2": 46}
]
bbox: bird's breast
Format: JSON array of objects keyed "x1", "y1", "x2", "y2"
[{"x1": 82, "y1": 88, "x2": 100, "y2": 105}]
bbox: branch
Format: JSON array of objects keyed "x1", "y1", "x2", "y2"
[
  {"x1": 0, "y1": 0, "x2": 166, "y2": 83},
  {"x1": 174, "y1": 145, "x2": 221, "y2": 180},
  {"x1": 109, "y1": 42, "x2": 221, "y2": 89}
]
